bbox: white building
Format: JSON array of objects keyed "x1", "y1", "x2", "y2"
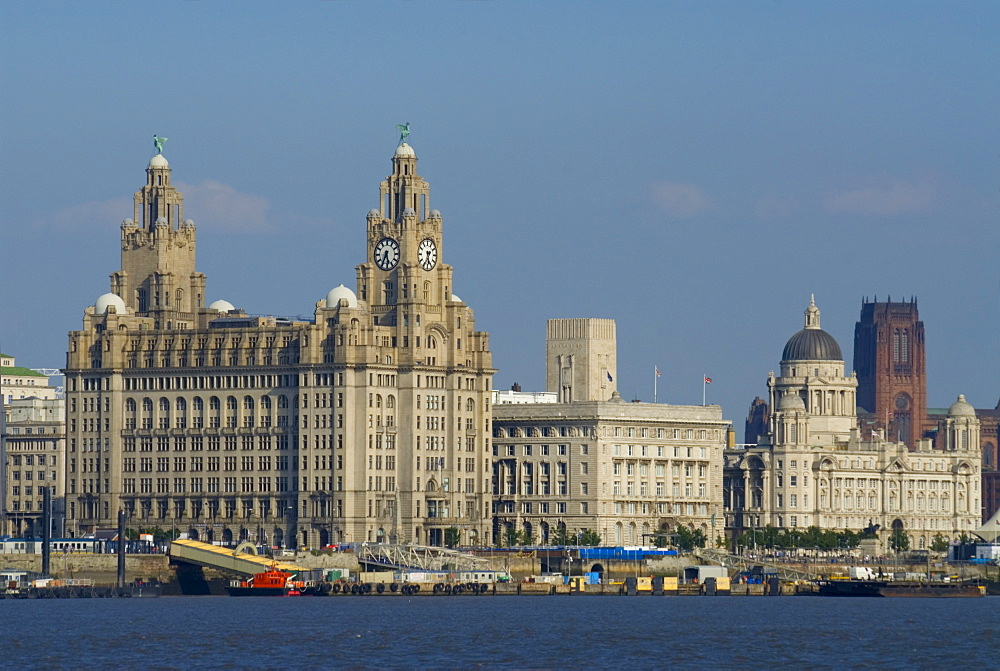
[{"x1": 724, "y1": 298, "x2": 982, "y2": 552}]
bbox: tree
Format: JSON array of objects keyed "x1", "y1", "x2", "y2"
[
  {"x1": 444, "y1": 527, "x2": 461, "y2": 548},
  {"x1": 890, "y1": 528, "x2": 910, "y2": 552},
  {"x1": 674, "y1": 525, "x2": 707, "y2": 551},
  {"x1": 929, "y1": 533, "x2": 949, "y2": 553},
  {"x1": 578, "y1": 529, "x2": 601, "y2": 546}
]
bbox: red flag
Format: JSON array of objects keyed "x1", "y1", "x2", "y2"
[
  {"x1": 704, "y1": 376, "x2": 712, "y2": 384},
  {"x1": 655, "y1": 366, "x2": 661, "y2": 377}
]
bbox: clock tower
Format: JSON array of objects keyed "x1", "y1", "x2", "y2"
[{"x1": 334, "y1": 141, "x2": 494, "y2": 547}]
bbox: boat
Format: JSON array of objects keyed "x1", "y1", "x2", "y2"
[
  {"x1": 225, "y1": 564, "x2": 303, "y2": 597},
  {"x1": 814, "y1": 579, "x2": 985, "y2": 598}
]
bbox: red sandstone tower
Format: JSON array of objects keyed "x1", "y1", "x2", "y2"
[{"x1": 854, "y1": 298, "x2": 926, "y2": 448}]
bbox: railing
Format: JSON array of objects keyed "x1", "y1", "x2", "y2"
[
  {"x1": 354, "y1": 542, "x2": 499, "y2": 572},
  {"x1": 694, "y1": 547, "x2": 816, "y2": 582}
]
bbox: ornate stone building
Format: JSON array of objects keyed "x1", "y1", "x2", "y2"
[
  {"x1": 64, "y1": 142, "x2": 494, "y2": 548},
  {"x1": 491, "y1": 319, "x2": 729, "y2": 547},
  {"x1": 725, "y1": 298, "x2": 982, "y2": 551}
]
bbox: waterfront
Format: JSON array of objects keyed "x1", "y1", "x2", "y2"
[{"x1": 2, "y1": 596, "x2": 997, "y2": 668}]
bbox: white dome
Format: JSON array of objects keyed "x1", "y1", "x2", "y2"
[
  {"x1": 429, "y1": 209, "x2": 442, "y2": 218},
  {"x1": 367, "y1": 209, "x2": 381, "y2": 218},
  {"x1": 451, "y1": 294, "x2": 462, "y2": 303},
  {"x1": 209, "y1": 300, "x2": 236, "y2": 313},
  {"x1": 394, "y1": 143, "x2": 415, "y2": 158},
  {"x1": 777, "y1": 392, "x2": 806, "y2": 411},
  {"x1": 148, "y1": 154, "x2": 169, "y2": 169},
  {"x1": 325, "y1": 285, "x2": 358, "y2": 309},
  {"x1": 948, "y1": 394, "x2": 976, "y2": 417},
  {"x1": 95, "y1": 293, "x2": 127, "y2": 315}
]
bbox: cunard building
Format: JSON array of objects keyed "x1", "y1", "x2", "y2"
[{"x1": 64, "y1": 140, "x2": 494, "y2": 548}]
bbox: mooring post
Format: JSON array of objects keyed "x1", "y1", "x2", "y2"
[
  {"x1": 41, "y1": 487, "x2": 52, "y2": 576},
  {"x1": 117, "y1": 508, "x2": 126, "y2": 589}
]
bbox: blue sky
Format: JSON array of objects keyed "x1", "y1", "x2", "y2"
[{"x1": 2, "y1": 2, "x2": 997, "y2": 425}]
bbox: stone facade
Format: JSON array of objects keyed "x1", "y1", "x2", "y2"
[
  {"x1": 546, "y1": 318, "x2": 617, "y2": 403},
  {"x1": 725, "y1": 299, "x2": 982, "y2": 552},
  {"x1": 2, "y1": 354, "x2": 56, "y2": 405},
  {"x1": 2, "y1": 397, "x2": 65, "y2": 537},
  {"x1": 63, "y1": 143, "x2": 494, "y2": 548},
  {"x1": 491, "y1": 318, "x2": 729, "y2": 547}
]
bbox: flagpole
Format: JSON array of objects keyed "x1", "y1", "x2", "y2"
[
  {"x1": 653, "y1": 366, "x2": 657, "y2": 404},
  {"x1": 702, "y1": 374, "x2": 706, "y2": 406}
]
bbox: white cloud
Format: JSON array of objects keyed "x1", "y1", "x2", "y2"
[
  {"x1": 35, "y1": 196, "x2": 132, "y2": 230},
  {"x1": 651, "y1": 181, "x2": 711, "y2": 217},
  {"x1": 35, "y1": 181, "x2": 273, "y2": 233},
  {"x1": 823, "y1": 178, "x2": 933, "y2": 216},
  {"x1": 176, "y1": 180, "x2": 272, "y2": 232}
]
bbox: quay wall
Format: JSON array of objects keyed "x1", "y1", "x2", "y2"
[{"x1": 0, "y1": 553, "x2": 171, "y2": 583}]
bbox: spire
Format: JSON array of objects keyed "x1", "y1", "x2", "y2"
[{"x1": 804, "y1": 295, "x2": 821, "y2": 329}]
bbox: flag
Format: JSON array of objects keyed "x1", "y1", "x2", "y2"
[
  {"x1": 655, "y1": 366, "x2": 661, "y2": 377},
  {"x1": 704, "y1": 376, "x2": 712, "y2": 384},
  {"x1": 607, "y1": 371, "x2": 613, "y2": 382}
]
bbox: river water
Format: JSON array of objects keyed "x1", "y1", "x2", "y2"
[{"x1": 3, "y1": 596, "x2": 997, "y2": 668}]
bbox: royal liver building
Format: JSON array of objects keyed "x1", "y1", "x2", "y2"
[{"x1": 64, "y1": 139, "x2": 494, "y2": 548}]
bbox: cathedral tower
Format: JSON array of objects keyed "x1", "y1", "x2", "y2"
[{"x1": 853, "y1": 298, "x2": 926, "y2": 448}]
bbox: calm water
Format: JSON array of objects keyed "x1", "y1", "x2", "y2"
[{"x1": 2, "y1": 596, "x2": 997, "y2": 668}]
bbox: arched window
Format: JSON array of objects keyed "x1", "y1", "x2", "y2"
[
  {"x1": 386, "y1": 395, "x2": 395, "y2": 409},
  {"x1": 243, "y1": 396, "x2": 254, "y2": 410},
  {"x1": 159, "y1": 398, "x2": 170, "y2": 412},
  {"x1": 125, "y1": 399, "x2": 137, "y2": 412},
  {"x1": 277, "y1": 395, "x2": 288, "y2": 409},
  {"x1": 376, "y1": 395, "x2": 382, "y2": 409},
  {"x1": 176, "y1": 398, "x2": 187, "y2": 413},
  {"x1": 260, "y1": 396, "x2": 271, "y2": 410},
  {"x1": 193, "y1": 397, "x2": 203, "y2": 412},
  {"x1": 210, "y1": 397, "x2": 221, "y2": 411},
  {"x1": 227, "y1": 396, "x2": 238, "y2": 411},
  {"x1": 466, "y1": 398, "x2": 474, "y2": 412}
]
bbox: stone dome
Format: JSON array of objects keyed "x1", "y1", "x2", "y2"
[
  {"x1": 394, "y1": 143, "x2": 415, "y2": 158},
  {"x1": 782, "y1": 329, "x2": 843, "y2": 362},
  {"x1": 95, "y1": 293, "x2": 127, "y2": 315},
  {"x1": 781, "y1": 296, "x2": 843, "y2": 361},
  {"x1": 402, "y1": 207, "x2": 416, "y2": 217},
  {"x1": 209, "y1": 299, "x2": 236, "y2": 313},
  {"x1": 777, "y1": 392, "x2": 806, "y2": 411},
  {"x1": 948, "y1": 394, "x2": 976, "y2": 417},
  {"x1": 450, "y1": 294, "x2": 462, "y2": 303},
  {"x1": 325, "y1": 285, "x2": 358, "y2": 309},
  {"x1": 148, "y1": 154, "x2": 169, "y2": 169},
  {"x1": 367, "y1": 209, "x2": 381, "y2": 218},
  {"x1": 429, "y1": 209, "x2": 442, "y2": 218}
]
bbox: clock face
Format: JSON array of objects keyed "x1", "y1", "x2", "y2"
[
  {"x1": 418, "y1": 238, "x2": 438, "y2": 271},
  {"x1": 373, "y1": 237, "x2": 400, "y2": 270}
]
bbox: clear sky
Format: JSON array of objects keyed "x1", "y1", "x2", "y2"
[{"x1": 2, "y1": 2, "x2": 997, "y2": 426}]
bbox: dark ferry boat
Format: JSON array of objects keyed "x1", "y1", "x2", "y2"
[{"x1": 815, "y1": 579, "x2": 985, "y2": 598}]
